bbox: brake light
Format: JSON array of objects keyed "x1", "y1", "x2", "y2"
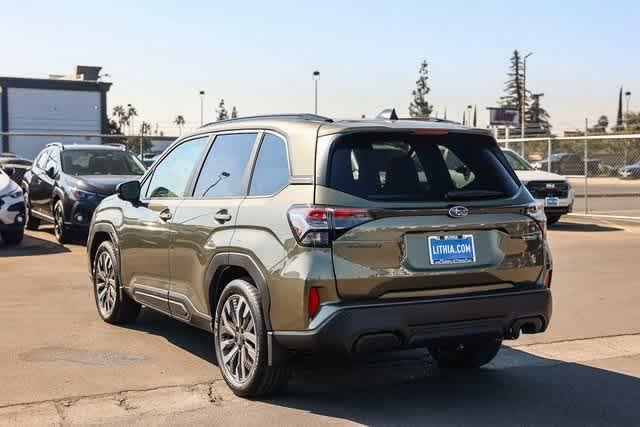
[
  {"x1": 525, "y1": 201, "x2": 547, "y2": 237},
  {"x1": 308, "y1": 287, "x2": 320, "y2": 318},
  {"x1": 287, "y1": 206, "x2": 373, "y2": 247}
]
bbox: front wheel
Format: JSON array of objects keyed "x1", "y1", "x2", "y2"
[
  {"x1": 214, "y1": 279, "x2": 290, "y2": 397},
  {"x1": 429, "y1": 337, "x2": 502, "y2": 370},
  {"x1": 93, "y1": 240, "x2": 141, "y2": 324},
  {"x1": 53, "y1": 200, "x2": 71, "y2": 244},
  {"x1": 23, "y1": 192, "x2": 40, "y2": 230}
]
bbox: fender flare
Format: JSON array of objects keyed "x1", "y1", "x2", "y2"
[
  {"x1": 87, "y1": 222, "x2": 121, "y2": 282},
  {"x1": 204, "y1": 252, "x2": 272, "y2": 331}
]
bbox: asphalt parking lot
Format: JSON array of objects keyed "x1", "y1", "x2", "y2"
[{"x1": 1, "y1": 219, "x2": 640, "y2": 426}]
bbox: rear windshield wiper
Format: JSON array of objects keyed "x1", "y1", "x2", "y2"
[{"x1": 445, "y1": 190, "x2": 505, "y2": 201}]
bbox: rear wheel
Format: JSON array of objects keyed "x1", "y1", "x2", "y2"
[
  {"x1": 93, "y1": 240, "x2": 141, "y2": 324},
  {"x1": 1, "y1": 229, "x2": 24, "y2": 245},
  {"x1": 429, "y1": 337, "x2": 502, "y2": 370},
  {"x1": 214, "y1": 279, "x2": 290, "y2": 397}
]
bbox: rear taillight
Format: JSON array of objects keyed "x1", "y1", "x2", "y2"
[
  {"x1": 287, "y1": 206, "x2": 373, "y2": 247},
  {"x1": 525, "y1": 201, "x2": 547, "y2": 237}
]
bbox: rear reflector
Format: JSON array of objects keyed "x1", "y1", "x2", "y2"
[
  {"x1": 544, "y1": 270, "x2": 553, "y2": 288},
  {"x1": 308, "y1": 287, "x2": 320, "y2": 318}
]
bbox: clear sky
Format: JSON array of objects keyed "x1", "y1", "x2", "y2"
[{"x1": 2, "y1": 0, "x2": 638, "y2": 135}]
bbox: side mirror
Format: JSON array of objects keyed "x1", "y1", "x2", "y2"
[
  {"x1": 3, "y1": 166, "x2": 15, "y2": 177},
  {"x1": 117, "y1": 180, "x2": 141, "y2": 202},
  {"x1": 46, "y1": 166, "x2": 56, "y2": 179}
]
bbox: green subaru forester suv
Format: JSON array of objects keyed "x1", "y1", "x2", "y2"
[{"x1": 87, "y1": 114, "x2": 552, "y2": 397}]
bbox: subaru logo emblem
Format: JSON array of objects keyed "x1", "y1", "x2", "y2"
[
  {"x1": 448, "y1": 206, "x2": 469, "y2": 218},
  {"x1": 545, "y1": 183, "x2": 555, "y2": 189}
]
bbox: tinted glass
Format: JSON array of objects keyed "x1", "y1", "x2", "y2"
[
  {"x1": 249, "y1": 134, "x2": 289, "y2": 196},
  {"x1": 147, "y1": 136, "x2": 209, "y2": 198},
  {"x1": 61, "y1": 150, "x2": 146, "y2": 176},
  {"x1": 329, "y1": 133, "x2": 518, "y2": 202},
  {"x1": 193, "y1": 133, "x2": 257, "y2": 198},
  {"x1": 503, "y1": 150, "x2": 532, "y2": 170},
  {"x1": 36, "y1": 149, "x2": 49, "y2": 169}
]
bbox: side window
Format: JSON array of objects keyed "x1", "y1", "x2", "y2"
[
  {"x1": 193, "y1": 133, "x2": 257, "y2": 198},
  {"x1": 249, "y1": 134, "x2": 289, "y2": 196},
  {"x1": 146, "y1": 136, "x2": 209, "y2": 198},
  {"x1": 44, "y1": 149, "x2": 59, "y2": 174},
  {"x1": 35, "y1": 149, "x2": 49, "y2": 169}
]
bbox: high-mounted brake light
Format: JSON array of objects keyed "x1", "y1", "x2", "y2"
[
  {"x1": 411, "y1": 129, "x2": 449, "y2": 136},
  {"x1": 287, "y1": 206, "x2": 373, "y2": 247}
]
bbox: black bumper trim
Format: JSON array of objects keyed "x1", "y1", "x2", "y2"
[{"x1": 272, "y1": 288, "x2": 552, "y2": 354}]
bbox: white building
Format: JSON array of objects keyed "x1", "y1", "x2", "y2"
[{"x1": 0, "y1": 66, "x2": 111, "y2": 159}]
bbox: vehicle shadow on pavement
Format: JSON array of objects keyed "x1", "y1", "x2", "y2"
[
  {"x1": 551, "y1": 221, "x2": 622, "y2": 232},
  {"x1": 265, "y1": 348, "x2": 640, "y2": 426},
  {"x1": 0, "y1": 233, "x2": 71, "y2": 257},
  {"x1": 123, "y1": 309, "x2": 216, "y2": 364}
]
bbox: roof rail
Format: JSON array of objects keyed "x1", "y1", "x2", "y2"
[
  {"x1": 45, "y1": 142, "x2": 64, "y2": 149},
  {"x1": 104, "y1": 142, "x2": 127, "y2": 150},
  {"x1": 201, "y1": 113, "x2": 333, "y2": 128}
]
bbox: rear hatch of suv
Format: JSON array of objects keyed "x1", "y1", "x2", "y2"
[{"x1": 312, "y1": 129, "x2": 547, "y2": 300}]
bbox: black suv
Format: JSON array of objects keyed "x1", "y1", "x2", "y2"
[{"x1": 22, "y1": 143, "x2": 146, "y2": 243}]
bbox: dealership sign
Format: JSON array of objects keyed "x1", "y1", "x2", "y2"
[{"x1": 487, "y1": 107, "x2": 520, "y2": 126}]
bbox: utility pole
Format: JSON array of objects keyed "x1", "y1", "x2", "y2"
[
  {"x1": 312, "y1": 70, "x2": 320, "y2": 114},
  {"x1": 584, "y1": 118, "x2": 589, "y2": 214}
]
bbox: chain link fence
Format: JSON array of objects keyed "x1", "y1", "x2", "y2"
[
  {"x1": 2, "y1": 130, "x2": 640, "y2": 218},
  {"x1": 497, "y1": 133, "x2": 640, "y2": 218}
]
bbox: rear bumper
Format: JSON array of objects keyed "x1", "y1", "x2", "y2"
[{"x1": 272, "y1": 288, "x2": 552, "y2": 354}]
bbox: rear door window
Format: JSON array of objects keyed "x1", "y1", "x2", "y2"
[{"x1": 328, "y1": 133, "x2": 518, "y2": 202}]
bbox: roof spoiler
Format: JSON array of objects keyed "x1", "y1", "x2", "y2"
[{"x1": 376, "y1": 108, "x2": 399, "y2": 120}]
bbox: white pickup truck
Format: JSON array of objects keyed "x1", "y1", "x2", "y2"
[{"x1": 502, "y1": 148, "x2": 575, "y2": 225}]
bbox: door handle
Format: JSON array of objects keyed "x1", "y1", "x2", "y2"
[
  {"x1": 214, "y1": 210, "x2": 232, "y2": 223},
  {"x1": 159, "y1": 209, "x2": 172, "y2": 222}
]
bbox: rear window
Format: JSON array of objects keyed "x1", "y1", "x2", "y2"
[{"x1": 328, "y1": 133, "x2": 519, "y2": 202}]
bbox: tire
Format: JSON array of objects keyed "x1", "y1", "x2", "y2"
[
  {"x1": 23, "y1": 192, "x2": 40, "y2": 230},
  {"x1": 429, "y1": 337, "x2": 502, "y2": 370},
  {"x1": 53, "y1": 200, "x2": 71, "y2": 244},
  {"x1": 213, "y1": 279, "x2": 290, "y2": 397},
  {"x1": 93, "y1": 240, "x2": 141, "y2": 324},
  {"x1": 1, "y1": 228, "x2": 24, "y2": 245},
  {"x1": 547, "y1": 215, "x2": 561, "y2": 226}
]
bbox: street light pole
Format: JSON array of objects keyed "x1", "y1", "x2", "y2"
[
  {"x1": 521, "y1": 52, "x2": 533, "y2": 158},
  {"x1": 312, "y1": 70, "x2": 320, "y2": 114},
  {"x1": 199, "y1": 90, "x2": 205, "y2": 126},
  {"x1": 625, "y1": 91, "x2": 632, "y2": 128}
]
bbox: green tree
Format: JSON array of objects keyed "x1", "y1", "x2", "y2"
[
  {"x1": 499, "y1": 50, "x2": 527, "y2": 114},
  {"x1": 231, "y1": 106, "x2": 238, "y2": 119},
  {"x1": 174, "y1": 115, "x2": 186, "y2": 135},
  {"x1": 216, "y1": 99, "x2": 228, "y2": 121},
  {"x1": 615, "y1": 87, "x2": 624, "y2": 130},
  {"x1": 591, "y1": 115, "x2": 609, "y2": 133},
  {"x1": 527, "y1": 94, "x2": 552, "y2": 134},
  {"x1": 408, "y1": 61, "x2": 433, "y2": 118},
  {"x1": 126, "y1": 105, "x2": 138, "y2": 135}
]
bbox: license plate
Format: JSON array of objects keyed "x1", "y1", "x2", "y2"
[
  {"x1": 428, "y1": 234, "x2": 476, "y2": 265},
  {"x1": 545, "y1": 197, "x2": 559, "y2": 207}
]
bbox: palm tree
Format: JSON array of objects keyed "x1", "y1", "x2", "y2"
[
  {"x1": 174, "y1": 115, "x2": 186, "y2": 135},
  {"x1": 126, "y1": 105, "x2": 138, "y2": 135},
  {"x1": 112, "y1": 105, "x2": 127, "y2": 134}
]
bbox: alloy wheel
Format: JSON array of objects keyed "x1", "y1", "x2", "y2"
[
  {"x1": 218, "y1": 294, "x2": 258, "y2": 384},
  {"x1": 95, "y1": 251, "x2": 117, "y2": 318},
  {"x1": 54, "y1": 204, "x2": 64, "y2": 241}
]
